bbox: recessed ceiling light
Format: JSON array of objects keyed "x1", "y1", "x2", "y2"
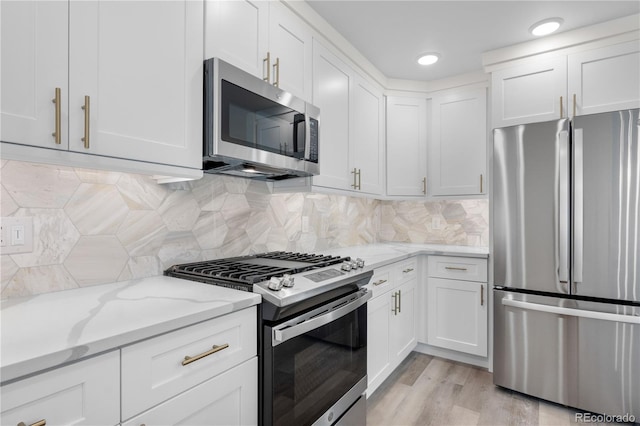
[
  {"x1": 529, "y1": 18, "x2": 564, "y2": 36},
  {"x1": 417, "y1": 53, "x2": 440, "y2": 66}
]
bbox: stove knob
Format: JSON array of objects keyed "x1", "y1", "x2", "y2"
[
  {"x1": 356, "y1": 258, "x2": 365, "y2": 268},
  {"x1": 268, "y1": 276, "x2": 284, "y2": 291},
  {"x1": 341, "y1": 261, "x2": 352, "y2": 272},
  {"x1": 282, "y1": 274, "x2": 295, "y2": 288}
]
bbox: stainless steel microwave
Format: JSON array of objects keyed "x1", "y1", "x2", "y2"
[{"x1": 203, "y1": 58, "x2": 320, "y2": 180}]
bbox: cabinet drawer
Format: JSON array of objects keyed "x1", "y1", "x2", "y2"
[
  {"x1": 367, "y1": 266, "x2": 393, "y2": 298},
  {"x1": 427, "y1": 256, "x2": 487, "y2": 282},
  {"x1": 123, "y1": 357, "x2": 257, "y2": 426},
  {"x1": 121, "y1": 307, "x2": 257, "y2": 420},
  {"x1": 394, "y1": 258, "x2": 417, "y2": 283},
  {"x1": 1, "y1": 351, "x2": 120, "y2": 426}
]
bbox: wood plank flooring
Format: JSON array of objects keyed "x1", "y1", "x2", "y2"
[{"x1": 366, "y1": 352, "x2": 632, "y2": 426}]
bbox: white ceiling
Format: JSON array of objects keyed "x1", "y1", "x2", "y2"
[{"x1": 306, "y1": 1, "x2": 640, "y2": 81}]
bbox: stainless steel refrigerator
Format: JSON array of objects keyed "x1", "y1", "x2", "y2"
[{"x1": 492, "y1": 109, "x2": 639, "y2": 419}]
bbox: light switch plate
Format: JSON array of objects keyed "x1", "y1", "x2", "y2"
[{"x1": 1, "y1": 217, "x2": 34, "y2": 254}]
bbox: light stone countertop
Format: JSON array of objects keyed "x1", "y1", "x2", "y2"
[
  {"x1": 0, "y1": 243, "x2": 486, "y2": 384},
  {"x1": 0, "y1": 276, "x2": 260, "y2": 384}
]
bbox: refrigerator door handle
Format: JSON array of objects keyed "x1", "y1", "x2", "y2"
[
  {"x1": 501, "y1": 298, "x2": 640, "y2": 324},
  {"x1": 558, "y1": 129, "x2": 570, "y2": 285},
  {"x1": 573, "y1": 129, "x2": 584, "y2": 284}
]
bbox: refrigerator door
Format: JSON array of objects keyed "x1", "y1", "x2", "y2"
[
  {"x1": 493, "y1": 119, "x2": 570, "y2": 294},
  {"x1": 572, "y1": 109, "x2": 639, "y2": 302},
  {"x1": 494, "y1": 290, "x2": 640, "y2": 418}
]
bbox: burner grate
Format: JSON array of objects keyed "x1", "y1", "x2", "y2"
[{"x1": 165, "y1": 251, "x2": 350, "y2": 288}]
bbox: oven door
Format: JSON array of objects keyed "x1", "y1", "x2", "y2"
[{"x1": 263, "y1": 289, "x2": 371, "y2": 426}]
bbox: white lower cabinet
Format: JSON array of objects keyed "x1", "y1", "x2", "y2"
[
  {"x1": 426, "y1": 256, "x2": 488, "y2": 357},
  {"x1": 122, "y1": 357, "x2": 257, "y2": 426},
  {"x1": 367, "y1": 259, "x2": 417, "y2": 396},
  {"x1": 0, "y1": 351, "x2": 120, "y2": 426}
]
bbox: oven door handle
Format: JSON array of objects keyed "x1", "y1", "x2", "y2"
[{"x1": 272, "y1": 290, "x2": 372, "y2": 346}]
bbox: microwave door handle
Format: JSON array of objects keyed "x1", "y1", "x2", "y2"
[
  {"x1": 272, "y1": 290, "x2": 371, "y2": 346},
  {"x1": 292, "y1": 113, "x2": 305, "y2": 159}
]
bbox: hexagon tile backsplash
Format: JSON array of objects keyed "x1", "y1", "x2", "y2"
[{"x1": 0, "y1": 160, "x2": 488, "y2": 299}]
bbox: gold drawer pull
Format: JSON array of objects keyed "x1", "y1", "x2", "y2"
[
  {"x1": 263, "y1": 52, "x2": 271, "y2": 83},
  {"x1": 18, "y1": 420, "x2": 46, "y2": 426},
  {"x1": 373, "y1": 279, "x2": 387, "y2": 286},
  {"x1": 182, "y1": 343, "x2": 229, "y2": 366},
  {"x1": 445, "y1": 266, "x2": 468, "y2": 271},
  {"x1": 402, "y1": 268, "x2": 414, "y2": 273}
]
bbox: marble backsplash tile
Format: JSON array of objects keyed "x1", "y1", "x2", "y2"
[{"x1": 0, "y1": 160, "x2": 488, "y2": 299}]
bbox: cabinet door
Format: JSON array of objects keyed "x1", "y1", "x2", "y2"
[
  {"x1": 491, "y1": 56, "x2": 567, "y2": 128},
  {"x1": 367, "y1": 292, "x2": 392, "y2": 396},
  {"x1": 312, "y1": 40, "x2": 352, "y2": 191},
  {"x1": 69, "y1": 0, "x2": 202, "y2": 169},
  {"x1": 429, "y1": 87, "x2": 487, "y2": 196},
  {"x1": 0, "y1": 351, "x2": 120, "y2": 426},
  {"x1": 350, "y1": 74, "x2": 384, "y2": 195},
  {"x1": 386, "y1": 97, "x2": 427, "y2": 196},
  {"x1": 568, "y1": 40, "x2": 640, "y2": 116},
  {"x1": 123, "y1": 357, "x2": 257, "y2": 426},
  {"x1": 268, "y1": 1, "x2": 313, "y2": 102},
  {"x1": 0, "y1": 0, "x2": 68, "y2": 149},
  {"x1": 427, "y1": 277, "x2": 487, "y2": 356},
  {"x1": 390, "y1": 279, "x2": 417, "y2": 363},
  {"x1": 204, "y1": 0, "x2": 269, "y2": 80}
]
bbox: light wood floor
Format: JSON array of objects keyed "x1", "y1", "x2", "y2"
[{"x1": 366, "y1": 352, "x2": 631, "y2": 426}]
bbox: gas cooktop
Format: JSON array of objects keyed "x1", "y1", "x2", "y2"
[{"x1": 165, "y1": 251, "x2": 372, "y2": 309}]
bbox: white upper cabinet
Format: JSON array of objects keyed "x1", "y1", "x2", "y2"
[
  {"x1": 268, "y1": 1, "x2": 313, "y2": 101},
  {"x1": 204, "y1": 0, "x2": 269, "y2": 79},
  {"x1": 205, "y1": 0, "x2": 312, "y2": 102},
  {"x1": 312, "y1": 39, "x2": 384, "y2": 195},
  {"x1": 1, "y1": 1, "x2": 69, "y2": 149},
  {"x1": 492, "y1": 39, "x2": 640, "y2": 128},
  {"x1": 350, "y1": 74, "x2": 385, "y2": 195},
  {"x1": 386, "y1": 97, "x2": 427, "y2": 197},
  {"x1": 69, "y1": 0, "x2": 203, "y2": 169},
  {"x1": 568, "y1": 40, "x2": 640, "y2": 116},
  {"x1": 491, "y1": 56, "x2": 567, "y2": 128},
  {"x1": 312, "y1": 40, "x2": 352, "y2": 190},
  {"x1": 429, "y1": 87, "x2": 487, "y2": 196},
  {"x1": 1, "y1": 0, "x2": 203, "y2": 171}
]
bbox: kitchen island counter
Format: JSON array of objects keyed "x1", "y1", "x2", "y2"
[{"x1": 0, "y1": 276, "x2": 260, "y2": 383}]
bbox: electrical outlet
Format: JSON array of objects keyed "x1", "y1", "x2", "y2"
[
  {"x1": 432, "y1": 216, "x2": 441, "y2": 230},
  {"x1": 1, "y1": 217, "x2": 34, "y2": 254}
]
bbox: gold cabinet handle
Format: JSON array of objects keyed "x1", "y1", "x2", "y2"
[
  {"x1": 351, "y1": 168, "x2": 358, "y2": 189},
  {"x1": 422, "y1": 177, "x2": 427, "y2": 195},
  {"x1": 402, "y1": 268, "x2": 414, "y2": 273},
  {"x1": 481, "y1": 284, "x2": 484, "y2": 306},
  {"x1": 263, "y1": 52, "x2": 271, "y2": 83},
  {"x1": 52, "y1": 88, "x2": 61, "y2": 144},
  {"x1": 391, "y1": 292, "x2": 397, "y2": 315},
  {"x1": 18, "y1": 420, "x2": 46, "y2": 426},
  {"x1": 572, "y1": 93, "x2": 576, "y2": 117},
  {"x1": 81, "y1": 96, "x2": 90, "y2": 149},
  {"x1": 445, "y1": 266, "x2": 468, "y2": 271},
  {"x1": 373, "y1": 279, "x2": 387, "y2": 286},
  {"x1": 182, "y1": 343, "x2": 229, "y2": 366},
  {"x1": 398, "y1": 289, "x2": 401, "y2": 313},
  {"x1": 273, "y1": 57, "x2": 280, "y2": 88},
  {"x1": 480, "y1": 174, "x2": 483, "y2": 193},
  {"x1": 560, "y1": 95, "x2": 563, "y2": 118},
  {"x1": 357, "y1": 168, "x2": 362, "y2": 190}
]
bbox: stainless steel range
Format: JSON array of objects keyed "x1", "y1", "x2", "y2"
[{"x1": 166, "y1": 251, "x2": 372, "y2": 426}]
